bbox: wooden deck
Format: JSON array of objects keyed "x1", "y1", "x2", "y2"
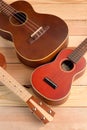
[{"x1": 0, "y1": 0, "x2": 87, "y2": 129}]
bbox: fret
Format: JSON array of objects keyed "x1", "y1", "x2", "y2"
[
  {"x1": 68, "y1": 38, "x2": 87, "y2": 63},
  {"x1": 0, "y1": 0, "x2": 16, "y2": 16},
  {"x1": 0, "y1": 67, "x2": 31, "y2": 102}
]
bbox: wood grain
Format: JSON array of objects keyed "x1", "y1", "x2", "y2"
[
  {"x1": 0, "y1": 0, "x2": 87, "y2": 129},
  {"x1": 6, "y1": 0, "x2": 87, "y2": 4},
  {"x1": 0, "y1": 107, "x2": 87, "y2": 130}
]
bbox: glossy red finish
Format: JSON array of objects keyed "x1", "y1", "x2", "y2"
[{"x1": 31, "y1": 48, "x2": 86, "y2": 105}]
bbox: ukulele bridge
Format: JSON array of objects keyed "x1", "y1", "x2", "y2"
[
  {"x1": 44, "y1": 77, "x2": 57, "y2": 89},
  {"x1": 30, "y1": 26, "x2": 50, "y2": 43}
]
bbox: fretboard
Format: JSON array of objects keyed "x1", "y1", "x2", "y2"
[
  {"x1": 0, "y1": 66, "x2": 31, "y2": 102},
  {"x1": 0, "y1": 0, "x2": 16, "y2": 16},
  {"x1": 68, "y1": 38, "x2": 87, "y2": 63},
  {"x1": 0, "y1": 67, "x2": 55, "y2": 123}
]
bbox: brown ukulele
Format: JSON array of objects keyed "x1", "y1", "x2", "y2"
[
  {"x1": 0, "y1": 53, "x2": 55, "y2": 123},
  {"x1": 31, "y1": 38, "x2": 87, "y2": 105},
  {"x1": 0, "y1": 0, "x2": 68, "y2": 67}
]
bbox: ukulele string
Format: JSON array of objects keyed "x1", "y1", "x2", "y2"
[
  {"x1": 0, "y1": 2, "x2": 11, "y2": 16},
  {"x1": 0, "y1": 6, "x2": 35, "y2": 32},
  {"x1": 1, "y1": 7, "x2": 37, "y2": 33},
  {"x1": 0, "y1": 1, "x2": 43, "y2": 34},
  {"x1": 68, "y1": 42, "x2": 87, "y2": 63},
  {"x1": 6, "y1": 4, "x2": 39, "y2": 29},
  {"x1": 9, "y1": 5, "x2": 40, "y2": 29},
  {"x1": 51, "y1": 47, "x2": 87, "y2": 86},
  {"x1": 0, "y1": 4, "x2": 36, "y2": 32},
  {"x1": 0, "y1": 1, "x2": 39, "y2": 29}
]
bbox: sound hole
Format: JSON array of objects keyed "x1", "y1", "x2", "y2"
[
  {"x1": 10, "y1": 12, "x2": 27, "y2": 25},
  {"x1": 61, "y1": 60, "x2": 74, "y2": 71}
]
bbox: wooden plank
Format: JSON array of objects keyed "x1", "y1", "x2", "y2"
[
  {"x1": 0, "y1": 85, "x2": 27, "y2": 106},
  {"x1": 0, "y1": 107, "x2": 87, "y2": 130},
  {"x1": 0, "y1": 36, "x2": 13, "y2": 47},
  {"x1": 0, "y1": 85, "x2": 87, "y2": 107},
  {"x1": 28, "y1": 3, "x2": 87, "y2": 20},
  {"x1": 7, "y1": 0, "x2": 87, "y2": 4},
  {"x1": 61, "y1": 86, "x2": 87, "y2": 107},
  {"x1": 5, "y1": 64, "x2": 34, "y2": 85},
  {"x1": 0, "y1": 47, "x2": 19, "y2": 63},
  {"x1": 29, "y1": 0, "x2": 87, "y2": 4},
  {"x1": 66, "y1": 20, "x2": 87, "y2": 36},
  {"x1": 68, "y1": 36, "x2": 87, "y2": 47},
  {"x1": 53, "y1": 108, "x2": 87, "y2": 130}
]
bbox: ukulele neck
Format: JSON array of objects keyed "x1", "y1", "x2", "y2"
[
  {"x1": 68, "y1": 38, "x2": 87, "y2": 63},
  {"x1": 0, "y1": 0, "x2": 16, "y2": 16},
  {"x1": 0, "y1": 67, "x2": 55, "y2": 123},
  {"x1": 0, "y1": 66, "x2": 31, "y2": 102}
]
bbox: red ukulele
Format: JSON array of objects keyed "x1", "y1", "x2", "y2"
[
  {"x1": 0, "y1": 0, "x2": 68, "y2": 67},
  {"x1": 31, "y1": 38, "x2": 87, "y2": 105}
]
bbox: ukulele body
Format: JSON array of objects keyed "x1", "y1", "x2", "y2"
[
  {"x1": 0, "y1": 0, "x2": 68, "y2": 67},
  {"x1": 31, "y1": 48, "x2": 86, "y2": 105}
]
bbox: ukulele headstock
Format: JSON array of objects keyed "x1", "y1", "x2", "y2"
[
  {"x1": 0, "y1": 53, "x2": 6, "y2": 68},
  {"x1": 26, "y1": 96, "x2": 55, "y2": 124}
]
